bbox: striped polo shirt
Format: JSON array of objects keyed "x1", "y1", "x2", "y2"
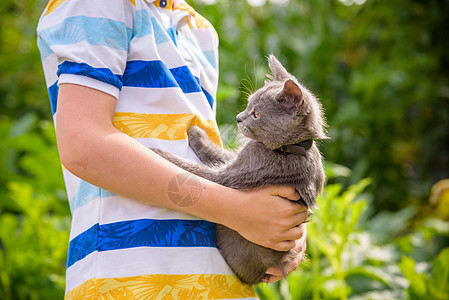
[{"x1": 37, "y1": 0, "x2": 257, "y2": 298}]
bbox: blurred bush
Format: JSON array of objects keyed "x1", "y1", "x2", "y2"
[
  {"x1": 0, "y1": 116, "x2": 70, "y2": 299},
  {"x1": 255, "y1": 164, "x2": 449, "y2": 300}
]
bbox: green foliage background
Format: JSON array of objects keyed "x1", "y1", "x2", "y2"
[{"x1": 0, "y1": 0, "x2": 448, "y2": 299}]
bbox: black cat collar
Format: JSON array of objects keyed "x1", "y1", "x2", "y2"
[{"x1": 275, "y1": 139, "x2": 313, "y2": 156}]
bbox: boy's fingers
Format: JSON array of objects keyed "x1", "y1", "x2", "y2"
[
  {"x1": 292, "y1": 210, "x2": 308, "y2": 226},
  {"x1": 269, "y1": 186, "x2": 300, "y2": 201},
  {"x1": 272, "y1": 240, "x2": 296, "y2": 252},
  {"x1": 265, "y1": 267, "x2": 284, "y2": 277}
]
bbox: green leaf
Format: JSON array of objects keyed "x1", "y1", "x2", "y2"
[
  {"x1": 324, "y1": 161, "x2": 352, "y2": 179},
  {"x1": 428, "y1": 247, "x2": 449, "y2": 300},
  {"x1": 367, "y1": 206, "x2": 418, "y2": 245},
  {"x1": 399, "y1": 256, "x2": 427, "y2": 297},
  {"x1": 8, "y1": 113, "x2": 38, "y2": 138}
]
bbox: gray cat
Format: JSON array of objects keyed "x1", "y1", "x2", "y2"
[{"x1": 152, "y1": 55, "x2": 327, "y2": 285}]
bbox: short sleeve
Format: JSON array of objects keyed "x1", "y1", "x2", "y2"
[{"x1": 37, "y1": 0, "x2": 136, "y2": 98}]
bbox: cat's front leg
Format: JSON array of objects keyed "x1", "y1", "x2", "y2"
[
  {"x1": 150, "y1": 148, "x2": 217, "y2": 182},
  {"x1": 188, "y1": 126, "x2": 235, "y2": 167}
]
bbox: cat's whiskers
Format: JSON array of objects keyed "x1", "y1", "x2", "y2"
[
  {"x1": 240, "y1": 78, "x2": 254, "y2": 100},
  {"x1": 240, "y1": 64, "x2": 256, "y2": 99}
]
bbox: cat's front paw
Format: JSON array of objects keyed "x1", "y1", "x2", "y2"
[{"x1": 188, "y1": 126, "x2": 209, "y2": 151}]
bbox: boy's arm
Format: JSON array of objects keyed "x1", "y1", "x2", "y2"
[{"x1": 56, "y1": 83, "x2": 308, "y2": 252}]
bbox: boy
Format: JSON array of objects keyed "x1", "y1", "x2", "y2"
[{"x1": 37, "y1": 0, "x2": 307, "y2": 298}]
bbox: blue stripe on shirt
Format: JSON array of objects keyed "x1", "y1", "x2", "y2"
[
  {"x1": 150, "y1": 18, "x2": 171, "y2": 44},
  {"x1": 48, "y1": 81, "x2": 59, "y2": 115},
  {"x1": 54, "y1": 60, "x2": 214, "y2": 110},
  {"x1": 202, "y1": 50, "x2": 217, "y2": 70},
  {"x1": 133, "y1": 10, "x2": 154, "y2": 38},
  {"x1": 69, "y1": 180, "x2": 116, "y2": 214},
  {"x1": 38, "y1": 16, "x2": 132, "y2": 53},
  {"x1": 67, "y1": 224, "x2": 99, "y2": 269},
  {"x1": 122, "y1": 60, "x2": 178, "y2": 88},
  {"x1": 57, "y1": 61, "x2": 124, "y2": 90},
  {"x1": 37, "y1": 37, "x2": 52, "y2": 61},
  {"x1": 38, "y1": 12, "x2": 160, "y2": 60},
  {"x1": 123, "y1": 60, "x2": 204, "y2": 94},
  {"x1": 170, "y1": 66, "x2": 202, "y2": 93},
  {"x1": 123, "y1": 60, "x2": 213, "y2": 108},
  {"x1": 66, "y1": 219, "x2": 217, "y2": 268},
  {"x1": 201, "y1": 85, "x2": 214, "y2": 109}
]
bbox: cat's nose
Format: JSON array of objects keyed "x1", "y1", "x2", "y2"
[{"x1": 236, "y1": 113, "x2": 243, "y2": 123}]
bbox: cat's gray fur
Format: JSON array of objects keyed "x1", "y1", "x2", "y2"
[{"x1": 152, "y1": 55, "x2": 327, "y2": 285}]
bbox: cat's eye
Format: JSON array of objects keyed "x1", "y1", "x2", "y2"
[{"x1": 253, "y1": 111, "x2": 260, "y2": 118}]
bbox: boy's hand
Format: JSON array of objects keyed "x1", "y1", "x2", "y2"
[
  {"x1": 223, "y1": 186, "x2": 308, "y2": 252},
  {"x1": 262, "y1": 223, "x2": 307, "y2": 283}
]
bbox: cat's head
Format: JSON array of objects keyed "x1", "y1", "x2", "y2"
[{"x1": 236, "y1": 54, "x2": 328, "y2": 150}]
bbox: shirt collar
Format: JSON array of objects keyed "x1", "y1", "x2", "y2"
[{"x1": 144, "y1": 0, "x2": 196, "y2": 17}]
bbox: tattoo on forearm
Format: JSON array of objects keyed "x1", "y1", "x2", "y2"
[{"x1": 167, "y1": 172, "x2": 203, "y2": 207}]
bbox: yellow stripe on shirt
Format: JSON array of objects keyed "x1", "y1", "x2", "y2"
[
  {"x1": 113, "y1": 112, "x2": 222, "y2": 147},
  {"x1": 174, "y1": 2, "x2": 196, "y2": 16},
  {"x1": 44, "y1": 0, "x2": 66, "y2": 15},
  {"x1": 65, "y1": 274, "x2": 256, "y2": 299},
  {"x1": 193, "y1": 13, "x2": 214, "y2": 29},
  {"x1": 61, "y1": 113, "x2": 221, "y2": 171}
]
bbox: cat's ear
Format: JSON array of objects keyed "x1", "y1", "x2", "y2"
[
  {"x1": 278, "y1": 79, "x2": 304, "y2": 112},
  {"x1": 268, "y1": 54, "x2": 290, "y2": 81}
]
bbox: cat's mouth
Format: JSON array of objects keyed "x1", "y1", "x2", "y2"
[{"x1": 237, "y1": 123, "x2": 254, "y2": 138}]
